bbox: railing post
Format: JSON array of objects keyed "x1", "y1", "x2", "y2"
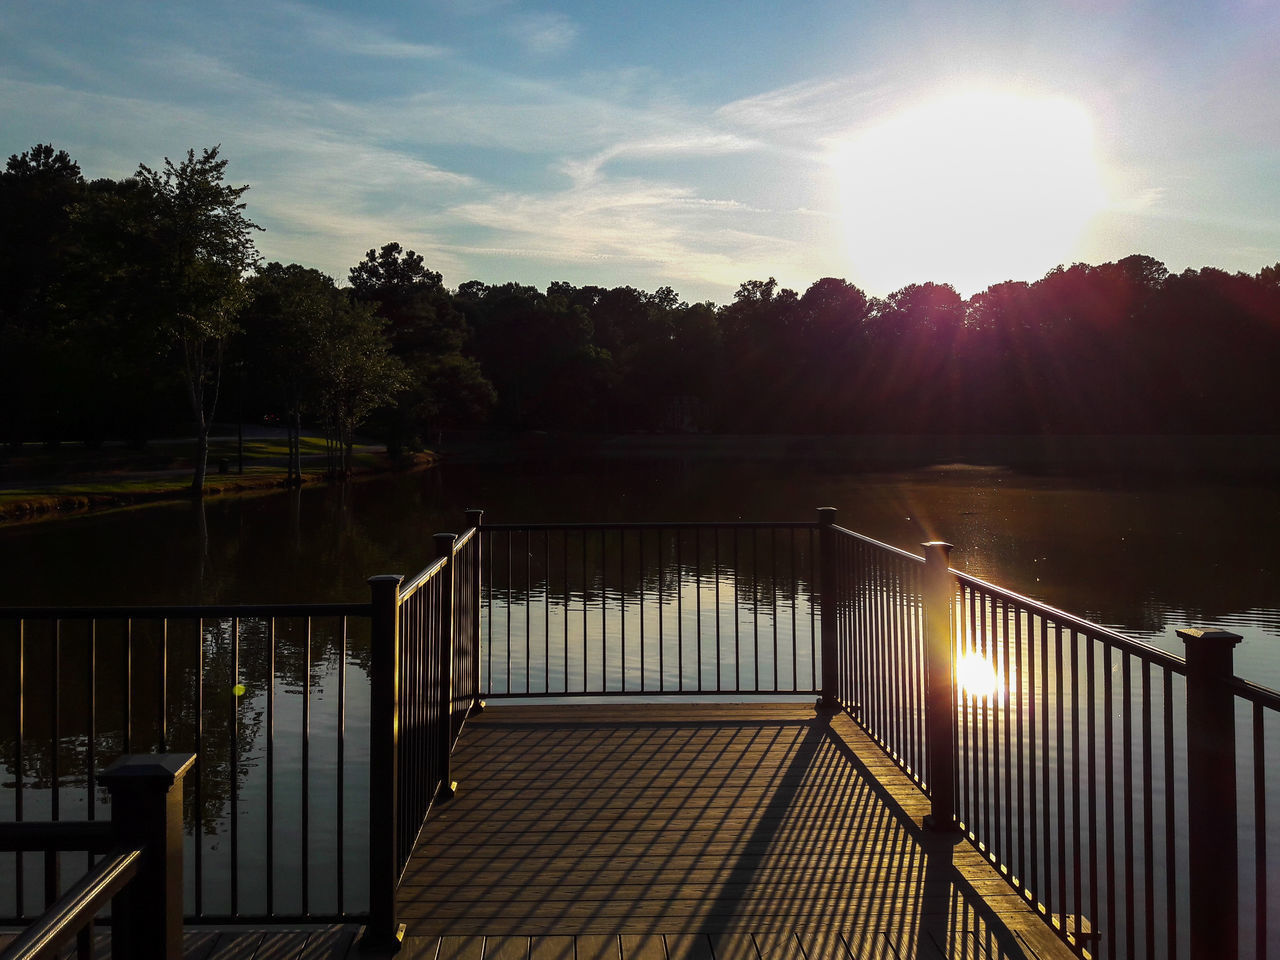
[
  {"x1": 362, "y1": 574, "x2": 404, "y2": 955},
  {"x1": 922, "y1": 541, "x2": 958, "y2": 833},
  {"x1": 816, "y1": 507, "x2": 841, "y2": 712},
  {"x1": 436, "y1": 533, "x2": 458, "y2": 800},
  {"x1": 100, "y1": 752, "x2": 195, "y2": 960},
  {"x1": 1179, "y1": 626, "x2": 1243, "y2": 960},
  {"x1": 465, "y1": 508, "x2": 485, "y2": 715}
]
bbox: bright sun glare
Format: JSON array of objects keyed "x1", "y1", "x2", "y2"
[
  {"x1": 956, "y1": 650, "x2": 1001, "y2": 699},
  {"x1": 835, "y1": 88, "x2": 1107, "y2": 295}
]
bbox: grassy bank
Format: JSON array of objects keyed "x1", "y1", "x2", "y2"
[{"x1": 0, "y1": 432, "x2": 432, "y2": 525}]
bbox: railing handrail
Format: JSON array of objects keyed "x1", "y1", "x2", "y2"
[
  {"x1": 0, "y1": 846, "x2": 142, "y2": 960},
  {"x1": 951, "y1": 568, "x2": 1189, "y2": 673},
  {"x1": 1230, "y1": 674, "x2": 1280, "y2": 709},
  {"x1": 482, "y1": 520, "x2": 817, "y2": 531},
  {"x1": 828, "y1": 523, "x2": 927, "y2": 564},
  {"x1": 399, "y1": 556, "x2": 448, "y2": 602},
  {"x1": 0, "y1": 602, "x2": 372, "y2": 620}
]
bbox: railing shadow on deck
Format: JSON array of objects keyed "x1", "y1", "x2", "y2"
[{"x1": 398, "y1": 706, "x2": 1043, "y2": 959}]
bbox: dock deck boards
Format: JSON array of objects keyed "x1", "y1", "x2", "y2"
[{"x1": 397, "y1": 703, "x2": 1074, "y2": 959}]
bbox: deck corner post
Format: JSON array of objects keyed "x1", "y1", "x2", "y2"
[
  {"x1": 1179, "y1": 626, "x2": 1243, "y2": 960},
  {"x1": 436, "y1": 533, "x2": 459, "y2": 798},
  {"x1": 922, "y1": 541, "x2": 959, "y2": 833},
  {"x1": 100, "y1": 752, "x2": 195, "y2": 960},
  {"x1": 816, "y1": 506, "x2": 841, "y2": 712},
  {"x1": 363, "y1": 573, "x2": 405, "y2": 956},
  {"x1": 465, "y1": 508, "x2": 485, "y2": 715}
]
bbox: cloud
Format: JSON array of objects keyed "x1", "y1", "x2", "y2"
[
  {"x1": 275, "y1": 0, "x2": 448, "y2": 60},
  {"x1": 506, "y1": 11, "x2": 579, "y2": 57}
]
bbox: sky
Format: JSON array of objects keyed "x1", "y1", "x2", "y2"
[{"x1": 2, "y1": 0, "x2": 1278, "y2": 303}]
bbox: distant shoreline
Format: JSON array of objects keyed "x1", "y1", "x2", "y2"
[{"x1": 439, "y1": 431, "x2": 1280, "y2": 479}]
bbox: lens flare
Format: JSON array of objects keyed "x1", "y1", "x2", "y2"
[{"x1": 956, "y1": 650, "x2": 1000, "y2": 699}]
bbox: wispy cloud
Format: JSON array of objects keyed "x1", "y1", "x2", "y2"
[
  {"x1": 274, "y1": 0, "x2": 448, "y2": 60},
  {"x1": 506, "y1": 10, "x2": 579, "y2": 57}
]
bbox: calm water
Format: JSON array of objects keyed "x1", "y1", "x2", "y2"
[{"x1": 2, "y1": 454, "x2": 1277, "y2": 684}]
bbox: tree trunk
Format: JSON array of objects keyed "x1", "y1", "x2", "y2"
[{"x1": 191, "y1": 417, "x2": 209, "y2": 497}]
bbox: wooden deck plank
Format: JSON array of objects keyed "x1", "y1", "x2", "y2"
[
  {"x1": 296, "y1": 927, "x2": 359, "y2": 959},
  {"x1": 575, "y1": 934, "x2": 619, "y2": 960},
  {"x1": 206, "y1": 931, "x2": 265, "y2": 959},
  {"x1": 707, "y1": 932, "x2": 758, "y2": 960},
  {"x1": 662, "y1": 934, "x2": 713, "y2": 960},
  {"x1": 436, "y1": 935, "x2": 484, "y2": 960},
  {"x1": 528, "y1": 935, "x2": 575, "y2": 960},
  {"x1": 483, "y1": 935, "x2": 530, "y2": 960},
  {"x1": 396, "y1": 703, "x2": 1074, "y2": 959},
  {"x1": 619, "y1": 934, "x2": 667, "y2": 960}
]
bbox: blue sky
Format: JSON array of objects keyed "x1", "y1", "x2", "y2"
[{"x1": 3, "y1": 0, "x2": 1277, "y2": 301}]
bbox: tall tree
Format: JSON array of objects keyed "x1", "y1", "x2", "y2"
[{"x1": 135, "y1": 146, "x2": 260, "y2": 495}]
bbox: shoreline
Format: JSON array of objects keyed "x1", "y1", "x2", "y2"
[
  {"x1": 0, "y1": 450, "x2": 437, "y2": 526},
  {"x1": 4, "y1": 431, "x2": 1278, "y2": 527}
]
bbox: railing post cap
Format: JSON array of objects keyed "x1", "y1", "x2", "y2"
[
  {"x1": 817, "y1": 506, "x2": 837, "y2": 525},
  {"x1": 922, "y1": 541, "x2": 953, "y2": 559},
  {"x1": 1177, "y1": 627, "x2": 1243, "y2": 646},
  {"x1": 368, "y1": 574, "x2": 405, "y2": 586},
  {"x1": 434, "y1": 532, "x2": 459, "y2": 542},
  {"x1": 101, "y1": 753, "x2": 197, "y2": 789}
]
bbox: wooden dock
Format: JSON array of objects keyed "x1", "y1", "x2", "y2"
[{"x1": 393, "y1": 703, "x2": 1075, "y2": 959}]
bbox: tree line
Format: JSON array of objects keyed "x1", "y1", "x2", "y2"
[{"x1": 4, "y1": 143, "x2": 1279, "y2": 493}]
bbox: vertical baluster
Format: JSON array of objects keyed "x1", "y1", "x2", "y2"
[
  {"x1": 771, "y1": 528, "x2": 779, "y2": 694},
  {"x1": 525, "y1": 531, "x2": 531, "y2": 695},
  {"x1": 544, "y1": 531, "x2": 550, "y2": 695},
  {"x1": 1103, "y1": 644, "x2": 1116, "y2": 958},
  {"x1": 620, "y1": 528, "x2": 627, "y2": 692},
  {"x1": 1026, "y1": 609, "x2": 1039, "y2": 902},
  {"x1": 86, "y1": 620, "x2": 96, "y2": 878},
  {"x1": 231, "y1": 617, "x2": 240, "y2": 917},
  {"x1": 677, "y1": 529, "x2": 684, "y2": 692},
  {"x1": 752, "y1": 529, "x2": 759, "y2": 693},
  {"x1": 600, "y1": 529, "x2": 607, "y2": 692},
  {"x1": 715, "y1": 527, "x2": 722, "y2": 692},
  {"x1": 337, "y1": 613, "x2": 346, "y2": 915},
  {"x1": 266, "y1": 617, "x2": 275, "y2": 917},
  {"x1": 160, "y1": 619, "x2": 169, "y2": 752},
  {"x1": 15, "y1": 619, "x2": 24, "y2": 917},
  {"x1": 1087, "y1": 633, "x2": 1100, "y2": 951},
  {"x1": 1142, "y1": 661, "x2": 1155, "y2": 959},
  {"x1": 1069, "y1": 628, "x2": 1082, "y2": 944},
  {"x1": 195, "y1": 617, "x2": 204, "y2": 917},
  {"x1": 1014, "y1": 604, "x2": 1026, "y2": 896},
  {"x1": 1040, "y1": 616, "x2": 1052, "y2": 917},
  {"x1": 1002, "y1": 601, "x2": 1014, "y2": 870},
  {"x1": 1164, "y1": 670, "x2": 1177, "y2": 960},
  {"x1": 640, "y1": 530, "x2": 647, "y2": 693},
  {"x1": 790, "y1": 531, "x2": 798, "y2": 692},
  {"x1": 1123, "y1": 654, "x2": 1135, "y2": 960},
  {"x1": 696, "y1": 527, "x2": 703, "y2": 692},
  {"x1": 1254, "y1": 701, "x2": 1266, "y2": 960},
  {"x1": 302, "y1": 616, "x2": 311, "y2": 915}
]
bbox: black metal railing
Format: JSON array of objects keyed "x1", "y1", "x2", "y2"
[
  {"x1": 825, "y1": 513, "x2": 1277, "y2": 960},
  {"x1": 479, "y1": 522, "x2": 820, "y2": 697},
  {"x1": 0, "y1": 604, "x2": 368, "y2": 924},
  {"x1": 362, "y1": 517, "x2": 484, "y2": 953},
  {"x1": 0, "y1": 753, "x2": 193, "y2": 960},
  {"x1": 3, "y1": 507, "x2": 1276, "y2": 960}
]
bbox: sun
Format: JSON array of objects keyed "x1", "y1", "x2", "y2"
[{"x1": 833, "y1": 87, "x2": 1107, "y2": 295}]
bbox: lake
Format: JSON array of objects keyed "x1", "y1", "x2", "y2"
[{"x1": 2, "y1": 450, "x2": 1277, "y2": 686}]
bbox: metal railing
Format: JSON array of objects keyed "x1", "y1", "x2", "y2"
[
  {"x1": 362, "y1": 517, "x2": 484, "y2": 953},
  {"x1": 0, "y1": 753, "x2": 193, "y2": 960},
  {"x1": 824, "y1": 514, "x2": 1277, "y2": 960},
  {"x1": 0, "y1": 604, "x2": 369, "y2": 924},
  {"x1": 479, "y1": 521, "x2": 820, "y2": 697},
  {"x1": 3, "y1": 507, "x2": 1276, "y2": 960}
]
